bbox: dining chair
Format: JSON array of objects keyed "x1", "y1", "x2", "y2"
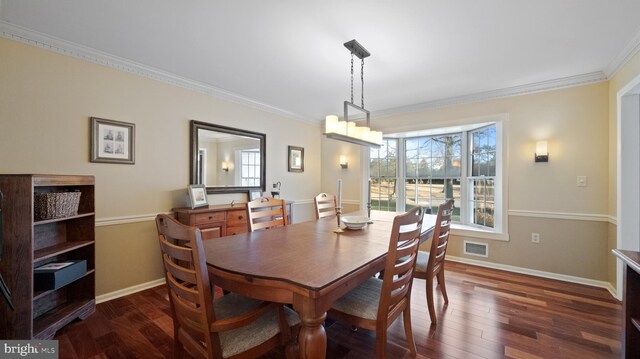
[
  {"x1": 328, "y1": 207, "x2": 424, "y2": 358},
  {"x1": 246, "y1": 196, "x2": 288, "y2": 232},
  {"x1": 313, "y1": 193, "x2": 337, "y2": 219},
  {"x1": 413, "y1": 199, "x2": 454, "y2": 325},
  {"x1": 155, "y1": 214, "x2": 299, "y2": 359}
]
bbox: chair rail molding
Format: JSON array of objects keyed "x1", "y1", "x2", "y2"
[{"x1": 508, "y1": 209, "x2": 615, "y2": 224}]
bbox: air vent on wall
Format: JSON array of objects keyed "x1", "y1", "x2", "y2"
[{"x1": 464, "y1": 240, "x2": 488, "y2": 257}]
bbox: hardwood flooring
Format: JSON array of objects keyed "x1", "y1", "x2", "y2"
[{"x1": 54, "y1": 261, "x2": 622, "y2": 358}]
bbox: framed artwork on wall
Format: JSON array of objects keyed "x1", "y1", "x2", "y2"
[
  {"x1": 288, "y1": 146, "x2": 304, "y2": 173},
  {"x1": 90, "y1": 117, "x2": 135, "y2": 164},
  {"x1": 188, "y1": 184, "x2": 209, "y2": 209}
]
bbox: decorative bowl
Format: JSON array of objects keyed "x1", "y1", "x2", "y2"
[{"x1": 341, "y1": 216, "x2": 369, "y2": 230}]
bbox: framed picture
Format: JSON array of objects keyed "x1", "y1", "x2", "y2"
[
  {"x1": 249, "y1": 189, "x2": 262, "y2": 201},
  {"x1": 188, "y1": 184, "x2": 209, "y2": 209},
  {"x1": 288, "y1": 146, "x2": 304, "y2": 173},
  {"x1": 90, "y1": 117, "x2": 135, "y2": 164}
]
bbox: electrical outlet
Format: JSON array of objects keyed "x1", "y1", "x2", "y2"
[
  {"x1": 577, "y1": 176, "x2": 587, "y2": 187},
  {"x1": 531, "y1": 233, "x2": 540, "y2": 243}
]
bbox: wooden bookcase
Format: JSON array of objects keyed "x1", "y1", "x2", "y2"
[
  {"x1": 0, "y1": 175, "x2": 95, "y2": 339},
  {"x1": 613, "y1": 249, "x2": 640, "y2": 358}
]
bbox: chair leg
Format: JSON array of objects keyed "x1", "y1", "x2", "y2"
[
  {"x1": 375, "y1": 329, "x2": 387, "y2": 359},
  {"x1": 437, "y1": 270, "x2": 449, "y2": 304},
  {"x1": 173, "y1": 337, "x2": 186, "y2": 359},
  {"x1": 426, "y1": 276, "x2": 437, "y2": 325},
  {"x1": 403, "y1": 307, "x2": 417, "y2": 357}
]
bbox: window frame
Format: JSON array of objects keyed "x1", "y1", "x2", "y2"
[{"x1": 364, "y1": 117, "x2": 507, "y2": 240}]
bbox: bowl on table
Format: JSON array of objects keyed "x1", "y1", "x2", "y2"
[{"x1": 341, "y1": 216, "x2": 369, "y2": 230}]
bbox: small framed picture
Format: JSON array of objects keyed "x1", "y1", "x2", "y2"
[
  {"x1": 90, "y1": 117, "x2": 135, "y2": 164},
  {"x1": 288, "y1": 146, "x2": 304, "y2": 173},
  {"x1": 188, "y1": 184, "x2": 209, "y2": 209},
  {"x1": 249, "y1": 190, "x2": 262, "y2": 201}
]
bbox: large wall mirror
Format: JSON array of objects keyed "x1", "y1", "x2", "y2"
[{"x1": 190, "y1": 120, "x2": 266, "y2": 194}]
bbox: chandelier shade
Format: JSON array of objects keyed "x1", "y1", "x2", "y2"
[{"x1": 324, "y1": 39, "x2": 382, "y2": 147}]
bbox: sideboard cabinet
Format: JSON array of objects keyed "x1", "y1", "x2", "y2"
[
  {"x1": 0, "y1": 175, "x2": 95, "y2": 339},
  {"x1": 173, "y1": 201, "x2": 292, "y2": 238}
]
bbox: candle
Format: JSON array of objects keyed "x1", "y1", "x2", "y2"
[{"x1": 337, "y1": 179, "x2": 342, "y2": 208}]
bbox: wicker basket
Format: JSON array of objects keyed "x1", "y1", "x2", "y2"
[{"x1": 34, "y1": 191, "x2": 81, "y2": 220}]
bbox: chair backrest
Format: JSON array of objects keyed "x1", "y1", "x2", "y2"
[
  {"x1": 314, "y1": 193, "x2": 337, "y2": 219},
  {"x1": 155, "y1": 214, "x2": 221, "y2": 358},
  {"x1": 247, "y1": 196, "x2": 288, "y2": 232},
  {"x1": 378, "y1": 207, "x2": 424, "y2": 324},
  {"x1": 426, "y1": 199, "x2": 454, "y2": 278}
]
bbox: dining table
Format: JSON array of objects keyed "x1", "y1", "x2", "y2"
[{"x1": 202, "y1": 210, "x2": 437, "y2": 359}]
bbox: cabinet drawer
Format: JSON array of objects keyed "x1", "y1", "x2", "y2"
[
  {"x1": 195, "y1": 212, "x2": 225, "y2": 224},
  {"x1": 201, "y1": 226, "x2": 222, "y2": 240},
  {"x1": 227, "y1": 210, "x2": 247, "y2": 226},
  {"x1": 226, "y1": 225, "x2": 248, "y2": 236}
]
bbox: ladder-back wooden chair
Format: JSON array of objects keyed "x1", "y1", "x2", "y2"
[
  {"x1": 155, "y1": 214, "x2": 299, "y2": 359},
  {"x1": 246, "y1": 197, "x2": 288, "y2": 232},
  {"x1": 328, "y1": 207, "x2": 424, "y2": 358},
  {"x1": 413, "y1": 199, "x2": 454, "y2": 325},
  {"x1": 313, "y1": 193, "x2": 337, "y2": 219}
]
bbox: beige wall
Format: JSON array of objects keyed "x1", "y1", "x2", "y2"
[
  {"x1": 325, "y1": 83, "x2": 612, "y2": 281},
  {"x1": 607, "y1": 50, "x2": 640, "y2": 288},
  {"x1": 4, "y1": 33, "x2": 640, "y2": 296},
  {"x1": 0, "y1": 38, "x2": 322, "y2": 296}
]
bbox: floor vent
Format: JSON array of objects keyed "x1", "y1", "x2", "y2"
[{"x1": 464, "y1": 240, "x2": 488, "y2": 257}]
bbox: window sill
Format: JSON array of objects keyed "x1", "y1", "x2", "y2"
[{"x1": 450, "y1": 223, "x2": 509, "y2": 241}]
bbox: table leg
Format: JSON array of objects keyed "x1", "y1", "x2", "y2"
[{"x1": 298, "y1": 311, "x2": 327, "y2": 359}]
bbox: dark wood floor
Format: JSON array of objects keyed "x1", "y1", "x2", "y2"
[{"x1": 54, "y1": 261, "x2": 622, "y2": 358}]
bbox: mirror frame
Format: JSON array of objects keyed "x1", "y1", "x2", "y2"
[{"x1": 190, "y1": 120, "x2": 266, "y2": 194}]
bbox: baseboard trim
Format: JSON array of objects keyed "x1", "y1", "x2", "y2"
[
  {"x1": 605, "y1": 282, "x2": 619, "y2": 300},
  {"x1": 96, "y1": 278, "x2": 166, "y2": 304},
  {"x1": 447, "y1": 255, "x2": 615, "y2": 296}
]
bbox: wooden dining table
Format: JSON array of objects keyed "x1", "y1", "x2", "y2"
[{"x1": 202, "y1": 210, "x2": 437, "y2": 359}]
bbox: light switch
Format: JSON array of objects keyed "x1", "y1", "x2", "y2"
[{"x1": 577, "y1": 176, "x2": 587, "y2": 187}]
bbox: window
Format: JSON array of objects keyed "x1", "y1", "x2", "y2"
[
  {"x1": 468, "y1": 126, "x2": 496, "y2": 228},
  {"x1": 368, "y1": 121, "x2": 503, "y2": 233},
  {"x1": 240, "y1": 149, "x2": 260, "y2": 186},
  {"x1": 369, "y1": 139, "x2": 398, "y2": 212},
  {"x1": 404, "y1": 134, "x2": 461, "y2": 221}
]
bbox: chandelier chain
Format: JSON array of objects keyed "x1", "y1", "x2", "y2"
[
  {"x1": 350, "y1": 53, "x2": 354, "y2": 104},
  {"x1": 361, "y1": 58, "x2": 364, "y2": 108}
]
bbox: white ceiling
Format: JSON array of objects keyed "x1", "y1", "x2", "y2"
[{"x1": 2, "y1": 1, "x2": 640, "y2": 122}]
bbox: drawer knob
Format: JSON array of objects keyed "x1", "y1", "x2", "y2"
[
  {"x1": 238, "y1": 215, "x2": 243, "y2": 220},
  {"x1": 208, "y1": 216, "x2": 213, "y2": 220}
]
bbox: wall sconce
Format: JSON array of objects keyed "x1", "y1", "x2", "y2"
[
  {"x1": 535, "y1": 141, "x2": 549, "y2": 162},
  {"x1": 221, "y1": 161, "x2": 229, "y2": 172},
  {"x1": 339, "y1": 155, "x2": 348, "y2": 169}
]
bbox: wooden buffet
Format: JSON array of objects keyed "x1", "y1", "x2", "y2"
[{"x1": 172, "y1": 201, "x2": 292, "y2": 239}]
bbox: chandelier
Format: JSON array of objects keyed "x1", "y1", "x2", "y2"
[{"x1": 325, "y1": 39, "x2": 382, "y2": 147}]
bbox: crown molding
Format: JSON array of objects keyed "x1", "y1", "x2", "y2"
[
  {"x1": 3, "y1": 19, "x2": 640, "y2": 122},
  {"x1": 373, "y1": 71, "x2": 608, "y2": 118},
  {"x1": 0, "y1": 20, "x2": 314, "y2": 124},
  {"x1": 604, "y1": 27, "x2": 640, "y2": 79}
]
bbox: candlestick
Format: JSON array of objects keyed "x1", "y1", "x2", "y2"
[
  {"x1": 367, "y1": 178, "x2": 373, "y2": 224},
  {"x1": 337, "y1": 179, "x2": 342, "y2": 208},
  {"x1": 335, "y1": 179, "x2": 344, "y2": 233}
]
